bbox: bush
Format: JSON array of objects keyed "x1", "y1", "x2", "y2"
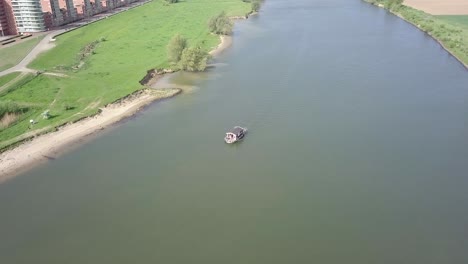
[
  {"x1": 0, "y1": 112, "x2": 19, "y2": 129},
  {"x1": 0, "y1": 101, "x2": 21, "y2": 118},
  {"x1": 0, "y1": 101, "x2": 27, "y2": 120},
  {"x1": 63, "y1": 104, "x2": 74, "y2": 111},
  {"x1": 165, "y1": 0, "x2": 178, "y2": 3},
  {"x1": 167, "y1": 34, "x2": 188, "y2": 64},
  {"x1": 382, "y1": 0, "x2": 403, "y2": 10},
  {"x1": 179, "y1": 47, "x2": 209, "y2": 72},
  {"x1": 208, "y1": 11, "x2": 233, "y2": 35},
  {"x1": 42, "y1": 110, "x2": 51, "y2": 119},
  {"x1": 252, "y1": 1, "x2": 261, "y2": 12}
]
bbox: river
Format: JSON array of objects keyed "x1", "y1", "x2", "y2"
[{"x1": 1, "y1": 0, "x2": 468, "y2": 263}]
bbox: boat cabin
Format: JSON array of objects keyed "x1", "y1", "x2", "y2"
[{"x1": 224, "y1": 126, "x2": 247, "y2": 144}]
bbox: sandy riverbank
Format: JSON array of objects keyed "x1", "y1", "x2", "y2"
[
  {"x1": 0, "y1": 88, "x2": 180, "y2": 183},
  {"x1": 0, "y1": 35, "x2": 233, "y2": 183},
  {"x1": 0, "y1": 11, "x2": 253, "y2": 183},
  {"x1": 209, "y1": 35, "x2": 233, "y2": 57},
  {"x1": 209, "y1": 12, "x2": 258, "y2": 57}
]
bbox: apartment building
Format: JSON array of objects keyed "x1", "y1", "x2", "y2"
[
  {"x1": 0, "y1": 0, "x2": 18, "y2": 35},
  {"x1": 0, "y1": 0, "x2": 138, "y2": 35},
  {"x1": 11, "y1": 0, "x2": 46, "y2": 32}
]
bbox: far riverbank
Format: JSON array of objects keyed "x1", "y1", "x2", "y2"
[{"x1": 364, "y1": 0, "x2": 468, "y2": 69}]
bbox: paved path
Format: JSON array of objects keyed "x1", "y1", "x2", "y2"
[
  {"x1": 0, "y1": 29, "x2": 66, "y2": 78},
  {"x1": 0, "y1": 0, "x2": 151, "y2": 79}
]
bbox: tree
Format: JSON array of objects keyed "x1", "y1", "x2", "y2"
[
  {"x1": 167, "y1": 34, "x2": 188, "y2": 65},
  {"x1": 385, "y1": 0, "x2": 403, "y2": 11},
  {"x1": 208, "y1": 11, "x2": 233, "y2": 35},
  {"x1": 165, "y1": 0, "x2": 178, "y2": 3},
  {"x1": 252, "y1": 0, "x2": 261, "y2": 12},
  {"x1": 179, "y1": 47, "x2": 209, "y2": 72}
]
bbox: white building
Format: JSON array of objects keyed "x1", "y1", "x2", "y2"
[{"x1": 11, "y1": 0, "x2": 45, "y2": 32}]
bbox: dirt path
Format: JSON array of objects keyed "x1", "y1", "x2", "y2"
[{"x1": 404, "y1": 0, "x2": 468, "y2": 15}]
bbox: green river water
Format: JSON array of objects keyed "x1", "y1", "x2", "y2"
[{"x1": 1, "y1": 0, "x2": 468, "y2": 263}]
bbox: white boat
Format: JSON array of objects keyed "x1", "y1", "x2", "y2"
[{"x1": 224, "y1": 126, "x2": 247, "y2": 144}]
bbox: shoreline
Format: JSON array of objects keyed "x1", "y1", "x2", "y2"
[
  {"x1": 0, "y1": 88, "x2": 180, "y2": 184},
  {"x1": 209, "y1": 35, "x2": 233, "y2": 57},
  {"x1": 207, "y1": 12, "x2": 258, "y2": 57},
  {"x1": 404, "y1": 18, "x2": 468, "y2": 70},
  {"x1": 0, "y1": 12, "x2": 252, "y2": 183},
  {"x1": 367, "y1": 1, "x2": 468, "y2": 70}
]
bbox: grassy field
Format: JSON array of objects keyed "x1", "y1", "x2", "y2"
[
  {"x1": 0, "y1": 35, "x2": 45, "y2": 71},
  {"x1": 437, "y1": 15, "x2": 468, "y2": 28},
  {"x1": 0, "y1": 0, "x2": 250, "y2": 150},
  {"x1": 365, "y1": 0, "x2": 468, "y2": 66},
  {"x1": 0, "y1": 72, "x2": 35, "y2": 96},
  {"x1": 437, "y1": 15, "x2": 468, "y2": 63},
  {"x1": 0, "y1": 72, "x2": 21, "y2": 87}
]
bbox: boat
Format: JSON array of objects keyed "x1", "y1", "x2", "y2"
[{"x1": 224, "y1": 126, "x2": 247, "y2": 144}]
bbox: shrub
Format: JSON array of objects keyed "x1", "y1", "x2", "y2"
[
  {"x1": 167, "y1": 34, "x2": 188, "y2": 64},
  {"x1": 252, "y1": 1, "x2": 261, "y2": 12},
  {"x1": 63, "y1": 104, "x2": 74, "y2": 111},
  {"x1": 384, "y1": 0, "x2": 403, "y2": 11},
  {"x1": 208, "y1": 11, "x2": 233, "y2": 35},
  {"x1": 42, "y1": 110, "x2": 51, "y2": 119},
  {"x1": 0, "y1": 112, "x2": 20, "y2": 129},
  {"x1": 179, "y1": 47, "x2": 209, "y2": 72},
  {"x1": 0, "y1": 101, "x2": 28, "y2": 129},
  {"x1": 0, "y1": 101, "x2": 24, "y2": 119}
]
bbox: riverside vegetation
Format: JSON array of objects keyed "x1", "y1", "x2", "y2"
[
  {"x1": 165, "y1": 11, "x2": 233, "y2": 71},
  {"x1": 166, "y1": 8, "x2": 257, "y2": 71},
  {"x1": 365, "y1": 0, "x2": 468, "y2": 67},
  {"x1": 0, "y1": 0, "x2": 253, "y2": 150}
]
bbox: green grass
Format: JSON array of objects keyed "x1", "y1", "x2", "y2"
[
  {"x1": 30, "y1": 0, "x2": 250, "y2": 71},
  {"x1": 365, "y1": 0, "x2": 468, "y2": 66},
  {"x1": 0, "y1": 72, "x2": 21, "y2": 87},
  {"x1": 0, "y1": 0, "x2": 250, "y2": 149},
  {"x1": 437, "y1": 15, "x2": 468, "y2": 28},
  {"x1": 0, "y1": 75, "x2": 84, "y2": 147},
  {"x1": 0, "y1": 101, "x2": 27, "y2": 118},
  {"x1": 0, "y1": 73, "x2": 35, "y2": 96},
  {"x1": 0, "y1": 35, "x2": 45, "y2": 71}
]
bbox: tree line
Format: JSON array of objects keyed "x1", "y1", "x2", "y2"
[{"x1": 165, "y1": 0, "x2": 264, "y2": 71}]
